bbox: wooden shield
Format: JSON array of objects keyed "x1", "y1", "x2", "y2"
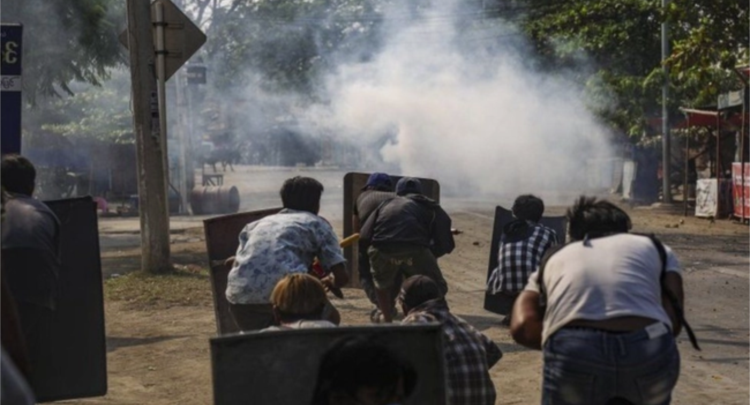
[
  {"x1": 30, "y1": 197, "x2": 107, "y2": 402},
  {"x1": 483, "y1": 206, "x2": 567, "y2": 315},
  {"x1": 342, "y1": 173, "x2": 440, "y2": 287},
  {"x1": 211, "y1": 324, "x2": 446, "y2": 405},
  {"x1": 203, "y1": 208, "x2": 282, "y2": 335}
]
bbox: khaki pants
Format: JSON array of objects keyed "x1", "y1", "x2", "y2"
[{"x1": 368, "y1": 245, "x2": 448, "y2": 295}]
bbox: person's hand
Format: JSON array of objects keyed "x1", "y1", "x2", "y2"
[
  {"x1": 320, "y1": 275, "x2": 335, "y2": 292},
  {"x1": 224, "y1": 256, "x2": 236, "y2": 267}
]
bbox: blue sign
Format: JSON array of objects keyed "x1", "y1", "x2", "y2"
[{"x1": 1, "y1": 24, "x2": 23, "y2": 155}]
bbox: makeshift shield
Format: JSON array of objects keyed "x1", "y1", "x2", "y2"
[
  {"x1": 203, "y1": 208, "x2": 282, "y2": 335},
  {"x1": 483, "y1": 205, "x2": 567, "y2": 315},
  {"x1": 210, "y1": 324, "x2": 446, "y2": 405},
  {"x1": 30, "y1": 197, "x2": 107, "y2": 402},
  {"x1": 342, "y1": 173, "x2": 440, "y2": 287}
]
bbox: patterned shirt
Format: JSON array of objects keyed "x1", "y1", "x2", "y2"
[
  {"x1": 488, "y1": 222, "x2": 557, "y2": 294},
  {"x1": 226, "y1": 209, "x2": 346, "y2": 305},
  {"x1": 402, "y1": 299, "x2": 502, "y2": 405}
]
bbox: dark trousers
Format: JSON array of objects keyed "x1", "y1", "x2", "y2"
[
  {"x1": 16, "y1": 302, "x2": 55, "y2": 392},
  {"x1": 228, "y1": 303, "x2": 275, "y2": 332}
]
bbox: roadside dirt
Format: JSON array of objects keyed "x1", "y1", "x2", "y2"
[{"x1": 63, "y1": 206, "x2": 749, "y2": 405}]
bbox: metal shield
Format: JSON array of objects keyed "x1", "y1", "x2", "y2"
[
  {"x1": 210, "y1": 324, "x2": 446, "y2": 405},
  {"x1": 32, "y1": 197, "x2": 107, "y2": 402}
]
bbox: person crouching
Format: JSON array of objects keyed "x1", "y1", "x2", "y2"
[
  {"x1": 263, "y1": 274, "x2": 339, "y2": 331},
  {"x1": 399, "y1": 275, "x2": 502, "y2": 405}
]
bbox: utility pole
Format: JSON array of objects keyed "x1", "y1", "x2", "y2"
[
  {"x1": 125, "y1": 0, "x2": 172, "y2": 273},
  {"x1": 661, "y1": 0, "x2": 672, "y2": 203}
]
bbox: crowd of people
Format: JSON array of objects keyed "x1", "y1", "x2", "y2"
[{"x1": 0, "y1": 156, "x2": 691, "y2": 405}]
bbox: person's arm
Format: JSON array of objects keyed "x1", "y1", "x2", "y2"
[
  {"x1": 1, "y1": 273, "x2": 31, "y2": 380},
  {"x1": 321, "y1": 262, "x2": 349, "y2": 289},
  {"x1": 353, "y1": 214, "x2": 362, "y2": 233},
  {"x1": 480, "y1": 332, "x2": 503, "y2": 368},
  {"x1": 661, "y1": 245, "x2": 684, "y2": 337},
  {"x1": 509, "y1": 290, "x2": 544, "y2": 350},
  {"x1": 662, "y1": 272, "x2": 684, "y2": 337}
]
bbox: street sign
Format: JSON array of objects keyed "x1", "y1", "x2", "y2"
[
  {"x1": 119, "y1": 0, "x2": 206, "y2": 81},
  {"x1": 1, "y1": 24, "x2": 23, "y2": 155},
  {"x1": 186, "y1": 63, "x2": 206, "y2": 84}
]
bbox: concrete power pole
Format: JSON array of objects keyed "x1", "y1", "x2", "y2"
[
  {"x1": 661, "y1": 0, "x2": 672, "y2": 203},
  {"x1": 125, "y1": 0, "x2": 172, "y2": 273}
]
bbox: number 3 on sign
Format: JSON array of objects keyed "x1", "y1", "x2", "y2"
[{"x1": 3, "y1": 41, "x2": 18, "y2": 64}]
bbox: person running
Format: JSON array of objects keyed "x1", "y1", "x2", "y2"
[
  {"x1": 511, "y1": 196, "x2": 685, "y2": 405},
  {"x1": 226, "y1": 176, "x2": 348, "y2": 331},
  {"x1": 352, "y1": 172, "x2": 398, "y2": 320},
  {"x1": 360, "y1": 177, "x2": 454, "y2": 323},
  {"x1": 487, "y1": 194, "x2": 557, "y2": 325},
  {"x1": 400, "y1": 275, "x2": 502, "y2": 405}
]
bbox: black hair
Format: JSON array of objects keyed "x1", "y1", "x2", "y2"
[
  {"x1": 512, "y1": 194, "x2": 545, "y2": 222},
  {"x1": 566, "y1": 196, "x2": 632, "y2": 241},
  {"x1": 280, "y1": 176, "x2": 324, "y2": 213},
  {"x1": 1, "y1": 155, "x2": 36, "y2": 196},
  {"x1": 311, "y1": 336, "x2": 417, "y2": 405}
]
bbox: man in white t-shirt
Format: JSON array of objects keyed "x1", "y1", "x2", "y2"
[{"x1": 510, "y1": 196, "x2": 684, "y2": 405}]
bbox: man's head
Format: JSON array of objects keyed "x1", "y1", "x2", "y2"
[
  {"x1": 395, "y1": 177, "x2": 422, "y2": 196},
  {"x1": 397, "y1": 275, "x2": 443, "y2": 316},
  {"x1": 1, "y1": 155, "x2": 36, "y2": 196},
  {"x1": 362, "y1": 173, "x2": 393, "y2": 192},
  {"x1": 512, "y1": 194, "x2": 545, "y2": 223},
  {"x1": 566, "y1": 196, "x2": 632, "y2": 241},
  {"x1": 312, "y1": 336, "x2": 417, "y2": 405},
  {"x1": 280, "y1": 176, "x2": 324, "y2": 214},
  {"x1": 270, "y1": 273, "x2": 327, "y2": 323}
]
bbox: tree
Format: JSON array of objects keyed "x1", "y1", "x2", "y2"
[
  {"x1": 3, "y1": 0, "x2": 125, "y2": 101},
  {"x1": 516, "y1": 0, "x2": 748, "y2": 138}
]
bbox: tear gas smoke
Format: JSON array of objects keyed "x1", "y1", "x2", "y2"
[{"x1": 300, "y1": 1, "x2": 614, "y2": 198}]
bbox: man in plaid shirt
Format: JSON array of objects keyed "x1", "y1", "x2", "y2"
[
  {"x1": 400, "y1": 275, "x2": 502, "y2": 405},
  {"x1": 488, "y1": 195, "x2": 557, "y2": 324}
]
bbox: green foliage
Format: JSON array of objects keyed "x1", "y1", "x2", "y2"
[
  {"x1": 518, "y1": 0, "x2": 749, "y2": 140},
  {"x1": 25, "y1": 69, "x2": 133, "y2": 144},
  {"x1": 4, "y1": 0, "x2": 125, "y2": 102}
]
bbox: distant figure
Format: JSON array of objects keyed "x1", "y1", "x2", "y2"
[
  {"x1": 511, "y1": 196, "x2": 686, "y2": 405},
  {"x1": 487, "y1": 194, "x2": 557, "y2": 325},
  {"x1": 310, "y1": 336, "x2": 417, "y2": 405},
  {"x1": 262, "y1": 274, "x2": 338, "y2": 331},
  {"x1": 352, "y1": 173, "x2": 397, "y2": 320},
  {"x1": 400, "y1": 275, "x2": 501, "y2": 405},
  {"x1": 1, "y1": 155, "x2": 62, "y2": 384},
  {"x1": 226, "y1": 176, "x2": 349, "y2": 331},
  {"x1": 360, "y1": 177, "x2": 454, "y2": 323}
]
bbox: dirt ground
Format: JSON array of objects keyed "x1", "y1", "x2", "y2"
[{"x1": 62, "y1": 199, "x2": 749, "y2": 405}]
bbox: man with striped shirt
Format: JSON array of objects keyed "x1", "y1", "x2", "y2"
[{"x1": 487, "y1": 195, "x2": 557, "y2": 325}]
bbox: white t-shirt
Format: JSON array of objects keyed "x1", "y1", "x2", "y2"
[{"x1": 524, "y1": 233, "x2": 681, "y2": 345}]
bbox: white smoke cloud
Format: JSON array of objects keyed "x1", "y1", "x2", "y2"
[{"x1": 303, "y1": 0, "x2": 614, "y2": 198}]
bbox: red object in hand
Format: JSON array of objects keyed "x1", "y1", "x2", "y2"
[
  {"x1": 311, "y1": 261, "x2": 326, "y2": 278},
  {"x1": 310, "y1": 260, "x2": 344, "y2": 299}
]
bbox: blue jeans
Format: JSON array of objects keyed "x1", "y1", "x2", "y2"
[{"x1": 543, "y1": 325, "x2": 680, "y2": 405}]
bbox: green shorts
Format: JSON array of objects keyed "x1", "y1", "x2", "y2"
[{"x1": 367, "y1": 245, "x2": 448, "y2": 295}]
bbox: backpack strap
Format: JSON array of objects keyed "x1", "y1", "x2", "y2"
[{"x1": 643, "y1": 234, "x2": 701, "y2": 351}]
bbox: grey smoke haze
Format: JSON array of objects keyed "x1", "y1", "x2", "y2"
[{"x1": 296, "y1": 0, "x2": 613, "y2": 197}]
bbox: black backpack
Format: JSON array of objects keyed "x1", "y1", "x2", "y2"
[{"x1": 537, "y1": 233, "x2": 700, "y2": 351}]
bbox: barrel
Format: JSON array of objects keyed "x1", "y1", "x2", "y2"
[{"x1": 190, "y1": 186, "x2": 240, "y2": 215}]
